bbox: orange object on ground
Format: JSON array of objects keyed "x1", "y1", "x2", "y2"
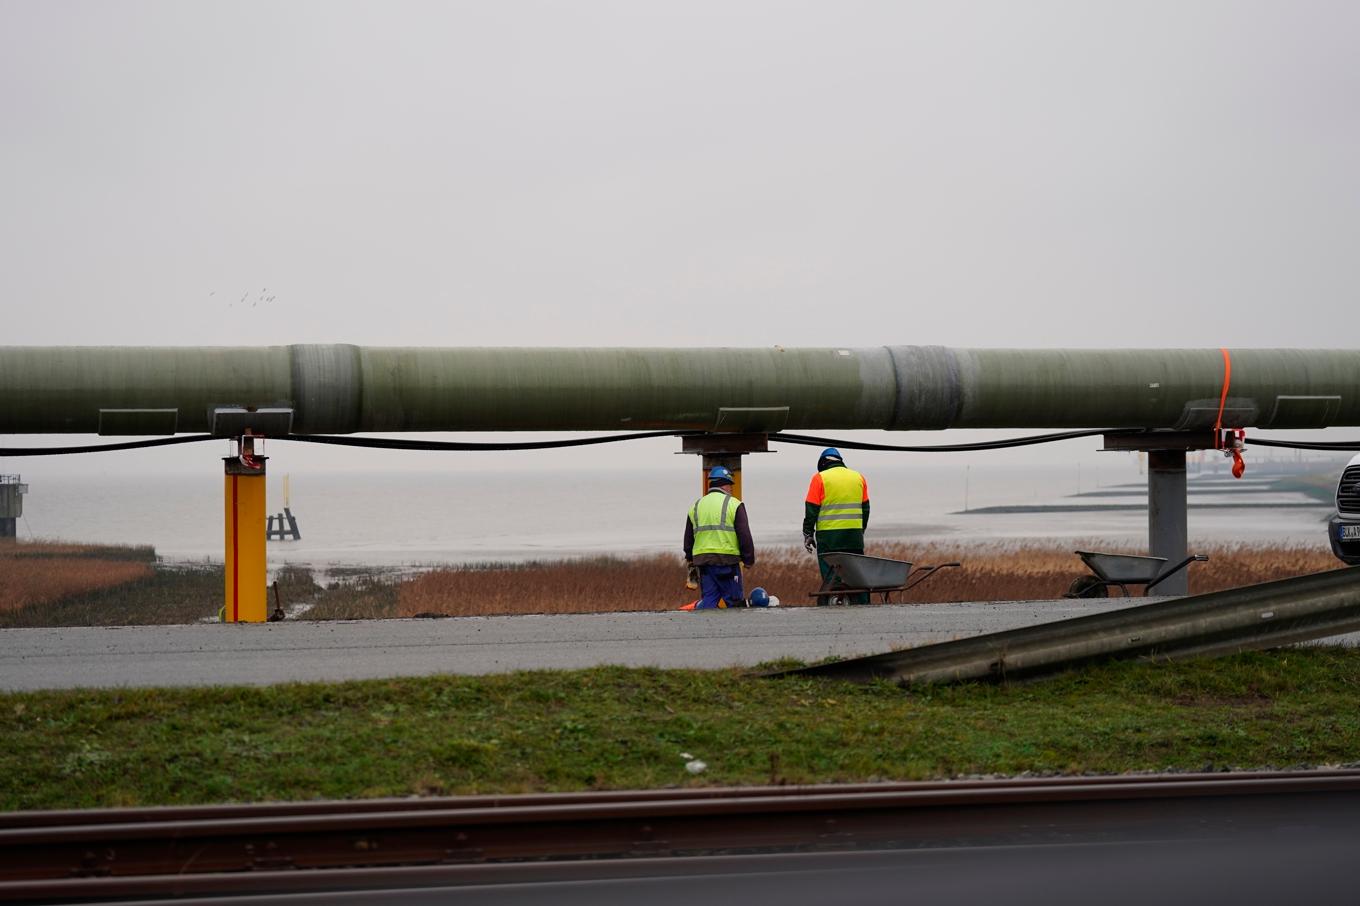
[{"x1": 678, "y1": 600, "x2": 698, "y2": 611}]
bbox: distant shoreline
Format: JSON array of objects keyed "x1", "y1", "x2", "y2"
[{"x1": 960, "y1": 502, "x2": 1328, "y2": 514}]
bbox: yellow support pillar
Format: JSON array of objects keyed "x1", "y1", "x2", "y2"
[
  {"x1": 700, "y1": 455, "x2": 743, "y2": 499},
  {"x1": 683, "y1": 434, "x2": 768, "y2": 499},
  {"x1": 223, "y1": 440, "x2": 267, "y2": 623}
]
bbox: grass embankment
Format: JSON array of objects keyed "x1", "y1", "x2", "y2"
[{"x1": 3, "y1": 649, "x2": 1359, "y2": 811}]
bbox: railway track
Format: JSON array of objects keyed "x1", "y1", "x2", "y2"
[{"x1": 4, "y1": 770, "x2": 1360, "y2": 902}]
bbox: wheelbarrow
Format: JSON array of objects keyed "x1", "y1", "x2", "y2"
[
  {"x1": 1066, "y1": 550, "x2": 1209, "y2": 598},
  {"x1": 809, "y1": 552, "x2": 962, "y2": 605}
]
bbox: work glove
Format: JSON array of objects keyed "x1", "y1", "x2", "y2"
[
  {"x1": 685, "y1": 565, "x2": 699, "y2": 590},
  {"x1": 803, "y1": 533, "x2": 817, "y2": 554}
]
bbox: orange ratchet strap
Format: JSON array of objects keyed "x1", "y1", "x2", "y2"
[{"x1": 1213, "y1": 348, "x2": 1245, "y2": 478}]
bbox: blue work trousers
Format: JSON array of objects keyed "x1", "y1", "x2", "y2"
[{"x1": 697, "y1": 564, "x2": 745, "y2": 609}]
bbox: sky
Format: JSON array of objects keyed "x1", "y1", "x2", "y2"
[{"x1": 2, "y1": 0, "x2": 1358, "y2": 476}]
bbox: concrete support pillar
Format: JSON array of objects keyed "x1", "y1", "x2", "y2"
[{"x1": 1148, "y1": 450, "x2": 1189, "y2": 595}]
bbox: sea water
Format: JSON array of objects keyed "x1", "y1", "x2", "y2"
[{"x1": 8, "y1": 457, "x2": 1338, "y2": 569}]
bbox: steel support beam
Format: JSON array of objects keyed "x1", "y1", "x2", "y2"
[
  {"x1": 1148, "y1": 450, "x2": 1189, "y2": 595},
  {"x1": 1103, "y1": 432, "x2": 1220, "y2": 596},
  {"x1": 680, "y1": 433, "x2": 770, "y2": 498}
]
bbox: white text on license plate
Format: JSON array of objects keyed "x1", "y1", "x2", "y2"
[{"x1": 1340, "y1": 524, "x2": 1360, "y2": 542}]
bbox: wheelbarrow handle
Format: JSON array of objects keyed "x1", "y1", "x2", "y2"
[
  {"x1": 904, "y1": 562, "x2": 962, "y2": 590},
  {"x1": 1145, "y1": 554, "x2": 1210, "y2": 592}
]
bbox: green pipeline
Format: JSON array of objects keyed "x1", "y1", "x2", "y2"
[{"x1": 0, "y1": 345, "x2": 1357, "y2": 434}]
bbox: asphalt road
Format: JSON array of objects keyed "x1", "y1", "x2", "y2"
[
  {"x1": 4, "y1": 599, "x2": 1356, "y2": 691},
  {"x1": 0, "y1": 599, "x2": 1141, "y2": 691},
  {"x1": 97, "y1": 836, "x2": 1360, "y2": 906}
]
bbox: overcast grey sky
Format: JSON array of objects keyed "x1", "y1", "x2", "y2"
[{"x1": 2, "y1": 1, "x2": 1358, "y2": 474}]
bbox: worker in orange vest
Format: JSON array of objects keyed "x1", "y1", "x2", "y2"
[{"x1": 803, "y1": 448, "x2": 870, "y2": 604}]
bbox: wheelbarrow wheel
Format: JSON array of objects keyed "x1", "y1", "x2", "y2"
[{"x1": 1064, "y1": 575, "x2": 1108, "y2": 599}]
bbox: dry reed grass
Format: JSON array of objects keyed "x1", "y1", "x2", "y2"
[
  {"x1": 395, "y1": 556, "x2": 690, "y2": 617},
  {"x1": 0, "y1": 563, "x2": 223, "y2": 628},
  {"x1": 0, "y1": 540, "x2": 156, "y2": 561},
  {"x1": 0, "y1": 559, "x2": 155, "y2": 614},
  {"x1": 5, "y1": 539, "x2": 1342, "y2": 625},
  {"x1": 0, "y1": 540, "x2": 157, "y2": 615},
  {"x1": 857, "y1": 541, "x2": 1340, "y2": 603},
  {"x1": 301, "y1": 576, "x2": 399, "y2": 621},
  {"x1": 0, "y1": 539, "x2": 224, "y2": 626},
  {"x1": 387, "y1": 542, "x2": 1343, "y2": 618}
]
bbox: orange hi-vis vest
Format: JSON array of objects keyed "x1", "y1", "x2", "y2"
[{"x1": 810, "y1": 466, "x2": 867, "y2": 531}]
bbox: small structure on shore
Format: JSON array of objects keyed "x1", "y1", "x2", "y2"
[
  {"x1": 267, "y1": 474, "x2": 301, "y2": 542},
  {"x1": 0, "y1": 475, "x2": 27, "y2": 540}
]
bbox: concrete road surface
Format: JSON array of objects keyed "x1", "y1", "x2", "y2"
[{"x1": 3, "y1": 599, "x2": 1355, "y2": 691}]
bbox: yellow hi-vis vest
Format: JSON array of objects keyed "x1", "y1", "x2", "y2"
[
  {"x1": 690, "y1": 490, "x2": 742, "y2": 556},
  {"x1": 816, "y1": 466, "x2": 866, "y2": 531}
]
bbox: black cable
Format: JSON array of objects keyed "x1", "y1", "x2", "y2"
[
  {"x1": 1, "y1": 428, "x2": 1111, "y2": 456},
  {"x1": 6, "y1": 428, "x2": 1358, "y2": 457},
  {"x1": 0, "y1": 431, "x2": 692, "y2": 456},
  {"x1": 1247, "y1": 438, "x2": 1360, "y2": 451},
  {"x1": 280, "y1": 430, "x2": 695, "y2": 451},
  {"x1": 0, "y1": 435, "x2": 216, "y2": 456},
  {"x1": 768, "y1": 429, "x2": 1114, "y2": 452}
]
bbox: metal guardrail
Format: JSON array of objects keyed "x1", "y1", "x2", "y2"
[
  {"x1": 774, "y1": 566, "x2": 1360, "y2": 685},
  {"x1": 4, "y1": 772, "x2": 1360, "y2": 902}
]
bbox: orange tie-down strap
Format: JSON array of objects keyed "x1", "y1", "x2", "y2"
[
  {"x1": 1215, "y1": 347, "x2": 1246, "y2": 478},
  {"x1": 1214, "y1": 347, "x2": 1232, "y2": 447}
]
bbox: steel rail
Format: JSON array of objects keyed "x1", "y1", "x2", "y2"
[
  {"x1": 3, "y1": 772, "x2": 1360, "y2": 902},
  {"x1": 777, "y1": 566, "x2": 1360, "y2": 685},
  {"x1": 9, "y1": 839, "x2": 1332, "y2": 905},
  {"x1": 1, "y1": 769, "x2": 1335, "y2": 829},
  {"x1": 0, "y1": 846, "x2": 1201, "y2": 904}
]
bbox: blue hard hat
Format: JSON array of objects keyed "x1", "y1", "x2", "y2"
[
  {"x1": 708, "y1": 465, "x2": 734, "y2": 485},
  {"x1": 820, "y1": 448, "x2": 843, "y2": 461},
  {"x1": 750, "y1": 587, "x2": 770, "y2": 607}
]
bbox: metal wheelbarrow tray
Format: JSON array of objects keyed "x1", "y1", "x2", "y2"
[
  {"x1": 810, "y1": 553, "x2": 962, "y2": 605},
  {"x1": 1071, "y1": 550, "x2": 1209, "y2": 597}
]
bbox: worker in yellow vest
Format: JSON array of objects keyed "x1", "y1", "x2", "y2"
[
  {"x1": 803, "y1": 448, "x2": 870, "y2": 604},
  {"x1": 683, "y1": 466, "x2": 756, "y2": 609}
]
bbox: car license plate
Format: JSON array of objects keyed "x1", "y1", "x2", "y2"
[{"x1": 1340, "y1": 524, "x2": 1360, "y2": 542}]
